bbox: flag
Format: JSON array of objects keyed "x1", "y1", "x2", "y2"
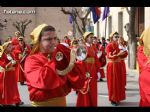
[
  {"x1": 90, "y1": 7, "x2": 101, "y2": 24},
  {"x1": 102, "y1": 7, "x2": 110, "y2": 21},
  {"x1": 69, "y1": 15, "x2": 73, "y2": 24}
]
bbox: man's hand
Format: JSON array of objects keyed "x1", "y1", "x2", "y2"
[
  {"x1": 19, "y1": 54, "x2": 23, "y2": 59},
  {"x1": 117, "y1": 51, "x2": 125, "y2": 56}
]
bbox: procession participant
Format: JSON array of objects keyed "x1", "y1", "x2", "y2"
[
  {"x1": 137, "y1": 31, "x2": 147, "y2": 74},
  {"x1": 70, "y1": 38, "x2": 79, "y2": 49},
  {"x1": 14, "y1": 36, "x2": 31, "y2": 85},
  {"x1": 78, "y1": 38, "x2": 85, "y2": 46},
  {"x1": 56, "y1": 38, "x2": 60, "y2": 45},
  {"x1": 24, "y1": 24, "x2": 85, "y2": 106},
  {"x1": 76, "y1": 32, "x2": 101, "y2": 107},
  {"x1": 106, "y1": 32, "x2": 126, "y2": 106},
  {"x1": 101, "y1": 37, "x2": 107, "y2": 49},
  {"x1": 118, "y1": 36, "x2": 128, "y2": 87},
  {"x1": 63, "y1": 35, "x2": 71, "y2": 46},
  {"x1": 92, "y1": 36, "x2": 106, "y2": 82},
  {"x1": 11, "y1": 31, "x2": 21, "y2": 46},
  {"x1": 0, "y1": 41, "x2": 23, "y2": 106},
  {"x1": 138, "y1": 27, "x2": 150, "y2": 106}
]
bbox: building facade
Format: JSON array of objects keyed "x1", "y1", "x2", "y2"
[
  {"x1": 0, "y1": 7, "x2": 74, "y2": 43},
  {"x1": 89, "y1": 7, "x2": 146, "y2": 41}
]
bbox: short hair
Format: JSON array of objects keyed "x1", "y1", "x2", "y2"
[{"x1": 39, "y1": 25, "x2": 56, "y2": 41}]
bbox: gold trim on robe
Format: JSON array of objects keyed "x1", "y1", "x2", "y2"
[{"x1": 31, "y1": 96, "x2": 66, "y2": 107}]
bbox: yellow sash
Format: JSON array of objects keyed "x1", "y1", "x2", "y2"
[
  {"x1": 84, "y1": 57, "x2": 95, "y2": 64},
  {"x1": 31, "y1": 96, "x2": 66, "y2": 107}
]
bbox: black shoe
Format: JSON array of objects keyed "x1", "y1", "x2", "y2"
[
  {"x1": 100, "y1": 79, "x2": 104, "y2": 82},
  {"x1": 76, "y1": 91, "x2": 78, "y2": 94},
  {"x1": 20, "y1": 82, "x2": 26, "y2": 85},
  {"x1": 16, "y1": 102, "x2": 24, "y2": 106},
  {"x1": 111, "y1": 101, "x2": 119, "y2": 106}
]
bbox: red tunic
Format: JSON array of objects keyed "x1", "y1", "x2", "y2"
[
  {"x1": 14, "y1": 44, "x2": 31, "y2": 82},
  {"x1": 0, "y1": 53, "x2": 21, "y2": 105},
  {"x1": 93, "y1": 43, "x2": 106, "y2": 79},
  {"x1": 11, "y1": 37, "x2": 19, "y2": 47},
  {"x1": 106, "y1": 42, "x2": 126, "y2": 103},
  {"x1": 76, "y1": 43, "x2": 100, "y2": 106},
  {"x1": 137, "y1": 45, "x2": 147, "y2": 74},
  {"x1": 24, "y1": 52, "x2": 85, "y2": 102},
  {"x1": 119, "y1": 48, "x2": 128, "y2": 87},
  {"x1": 137, "y1": 45, "x2": 150, "y2": 106}
]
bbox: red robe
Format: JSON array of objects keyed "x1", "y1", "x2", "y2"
[
  {"x1": 0, "y1": 53, "x2": 21, "y2": 105},
  {"x1": 137, "y1": 45, "x2": 150, "y2": 106},
  {"x1": 11, "y1": 37, "x2": 19, "y2": 47},
  {"x1": 24, "y1": 52, "x2": 85, "y2": 102},
  {"x1": 14, "y1": 44, "x2": 31, "y2": 82},
  {"x1": 137, "y1": 45, "x2": 147, "y2": 74},
  {"x1": 106, "y1": 42, "x2": 125, "y2": 103},
  {"x1": 76, "y1": 43, "x2": 100, "y2": 106},
  {"x1": 98, "y1": 44, "x2": 106, "y2": 79},
  {"x1": 119, "y1": 49, "x2": 128, "y2": 87}
]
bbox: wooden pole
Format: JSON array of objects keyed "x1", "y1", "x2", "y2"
[{"x1": 105, "y1": 17, "x2": 107, "y2": 39}]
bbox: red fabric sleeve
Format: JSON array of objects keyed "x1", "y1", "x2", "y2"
[
  {"x1": 119, "y1": 51, "x2": 128, "y2": 59},
  {"x1": 24, "y1": 55, "x2": 67, "y2": 90},
  {"x1": 0, "y1": 55, "x2": 6, "y2": 68},
  {"x1": 137, "y1": 46, "x2": 148, "y2": 73},
  {"x1": 13, "y1": 46, "x2": 21, "y2": 60},
  {"x1": 67, "y1": 61, "x2": 85, "y2": 90},
  {"x1": 106, "y1": 43, "x2": 120, "y2": 59}
]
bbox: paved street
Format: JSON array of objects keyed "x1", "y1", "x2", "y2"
[{"x1": 18, "y1": 59, "x2": 140, "y2": 107}]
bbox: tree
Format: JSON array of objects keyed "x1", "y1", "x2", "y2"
[
  {"x1": 60, "y1": 7, "x2": 90, "y2": 37},
  {"x1": 125, "y1": 7, "x2": 137, "y2": 69},
  {"x1": 0, "y1": 19, "x2": 7, "y2": 31},
  {"x1": 12, "y1": 19, "x2": 32, "y2": 37}
]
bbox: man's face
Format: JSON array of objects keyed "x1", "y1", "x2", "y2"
[
  {"x1": 6, "y1": 44, "x2": 14, "y2": 53},
  {"x1": 86, "y1": 34, "x2": 93, "y2": 44},
  {"x1": 92, "y1": 37, "x2": 97, "y2": 44},
  {"x1": 112, "y1": 34, "x2": 119, "y2": 42},
  {"x1": 19, "y1": 40, "x2": 25, "y2": 47},
  {"x1": 40, "y1": 31, "x2": 57, "y2": 53}
]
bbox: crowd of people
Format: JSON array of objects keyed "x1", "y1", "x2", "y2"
[{"x1": 0, "y1": 23, "x2": 149, "y2": 107}]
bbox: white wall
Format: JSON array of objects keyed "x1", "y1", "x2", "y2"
[
  {"x1": 92, "y1": 7, "x2": 130, "y2": 41},
  {"x1": 145, "y1": 7, "x2": 150, "y2": 30}
]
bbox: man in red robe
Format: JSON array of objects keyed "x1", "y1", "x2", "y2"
[
  {"x1": 0, "y1": 40, "x2": 23, "y2": 106},
  {"x1": 14, "y1": 36, "x2": 31, "y2": 85},
  {"x1": 137, "y1": 31, "x2": 147, "y2": 74},
  {"x1": 118, "y1": 36, "x2": 128, "y2": 87},
  {"x1": 11, "y1": 31, "x2": 21, "y2": 46},
  {"x1": 106, "y1": 32, "x2": 126, "y2": 106},
  {"x1": 76, "y1": 32, "x2": 100, "y2": 107},
  {"x1": 63, "y1": 35, "x2": 71, "y2": 46},
  {"x1": 24, "y1": 24, "x2": 85, "y2": 106},
  {"x1": 92, "y1": 36, "x2": 106, "y2": 82},
  {"x1": 137, "y1": 28, "x2": 150, "y2": 106}
]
